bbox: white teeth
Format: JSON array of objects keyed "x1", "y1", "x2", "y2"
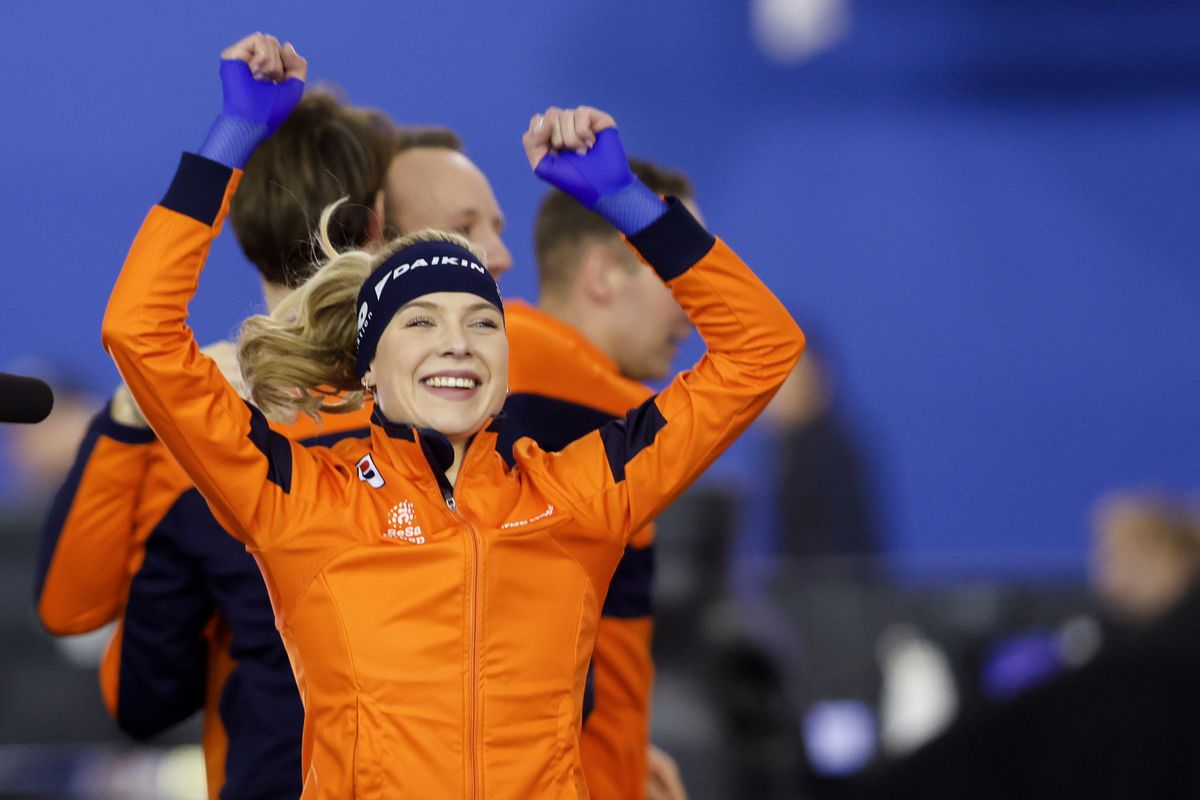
[{"x1": 423, "y1": 376, "x2": 478, "y2": 389}]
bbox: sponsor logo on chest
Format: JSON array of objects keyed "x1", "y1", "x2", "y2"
[
  {"x1": 356, "y1": 454, "x2": 385, "y2": 489},
  {"x1": 385, "y1": 499, "x2": 425, "y2": 545}
]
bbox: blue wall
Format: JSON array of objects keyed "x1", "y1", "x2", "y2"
[{"x1": 2, "y1": 0, "x2": 1198, "y2": 577}]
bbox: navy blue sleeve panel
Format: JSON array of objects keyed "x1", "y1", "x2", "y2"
[
  {"x1": 166, "y1": 489, "x2": 280, "y2": 660},
  {"x1": 115, "y1": 497, "x2": 215, "y2": 739},
  {"x1": 219, "y1": 657, "x2": 305, "y2": 800},
  {"x1": 625, "y1": 197, "x2": 716, "y2": 282},
  {"x1": 497, "y1": 393, "x2": 617, "y2": 467},
  {"x1": 246, "y1": 402, "x2": 294, "y2": 494},
  {"x1": 602, "y1": 544, "x2": 655, "y2": 618},
  {"x1": 161, "y1": 153, "x2": 235, "y2": 227},
  {"x1": 34, "y1": 406, "x2": 156, "y2": 605},
  {"x1": 597, "y1": 395, "x2": 669, "y2": 484},
  {"x1": 582, "y1": 662, "x2": 596, "y2": 724}
]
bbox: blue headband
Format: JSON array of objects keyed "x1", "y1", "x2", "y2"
[{"x1": 354, "y1": 240, "x2": 504, "y2": 379}]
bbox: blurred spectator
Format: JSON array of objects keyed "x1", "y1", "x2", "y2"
[
  {"x1": 1090, "y1": 491, "x2": 1200, "y2": 628},
  {"x1": 763, "y1": 348, "x2": 878, "y2": 572},
  {"x1": 850, "y1": 492, "x2": 1200, "y2": 800}
]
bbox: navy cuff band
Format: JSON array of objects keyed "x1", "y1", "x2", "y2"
[
  {"x1": 161, "y1": 152, "x2": 234, "y2": 227},
  {"x1": 626, "y1": 197, "x2": 716, "y2": 282}
]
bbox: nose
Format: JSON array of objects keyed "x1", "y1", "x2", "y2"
[
  {"x1": 480, "y1": 230, "x2": 513, "y2": 281},
  {"x1": 440, "y1": 324, "x2": 473, "y2": 357}
]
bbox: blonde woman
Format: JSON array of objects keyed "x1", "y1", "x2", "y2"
[{"x1": 103, "y1": 33, "x2": 804, "y2": 799}]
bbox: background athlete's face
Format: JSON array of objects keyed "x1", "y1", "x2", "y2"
[
  {"x1": 365, "y1": 292, "x2": 509, "y2": 444},
  {"x1": 385, "y1": 148, "x2": 513, "y2": 282}
]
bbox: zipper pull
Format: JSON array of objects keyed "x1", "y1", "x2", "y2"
[{"x1": 443, "y1": 489, "x2": 457, "y2": 511}]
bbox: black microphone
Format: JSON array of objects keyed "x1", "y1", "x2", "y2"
[{"x1": 0, "y1": 373, "x2": 55, "y2": 424}]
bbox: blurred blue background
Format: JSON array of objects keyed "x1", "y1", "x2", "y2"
[{"x1": 2, "y1": 0, "x2": 1198, "y2": 579}]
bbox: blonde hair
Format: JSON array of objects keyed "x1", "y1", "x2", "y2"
[{"x1": 237, "y1": 201, "x2": 483, "y2": 422}]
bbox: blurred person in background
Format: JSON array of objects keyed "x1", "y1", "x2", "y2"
[
  {"x1": 34, "y1": 49, "x2": 395, "y2": 798},
  {"x1": 700, "y1": 339, "x2": 882, "y2": 798},
  {"x1": 1090, "y1": 490, "x2": 1200, "y2": 629},
  {"x1": 849, "y1": 491, "x2": 1200, "y2": 800},
  {"x1": 496, "y1": 157, "x2": 697, "y2": 800},
  {"x1": 762, "y1": 344, "x2": 878, "y2": 572}
]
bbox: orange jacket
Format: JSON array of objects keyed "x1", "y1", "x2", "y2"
[
  {"x1": 102, "y1": 152, "x2": 804, "y2": 800},
  {"x1": 503, "y1": 300, "x2": 656, "y2": 800},
  {"x1": 36, "y1": 308, "x2": 369, "y2": 799}
]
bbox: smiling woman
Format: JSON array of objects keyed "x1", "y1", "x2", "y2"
[
  {"x1": 239, "y1": 223, "x2": 508, "y2": 483},
  {"x1": 101, "y1": 33, "x2": 803, "y2": 800}
]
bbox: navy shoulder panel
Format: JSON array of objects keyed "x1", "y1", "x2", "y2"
[
  {"x1": 245, "y1": 402, "x2": 294, "y2": 493},
  {"x1": 161, "y1": 152, "x2": 233, "y2": 227},
  {"x1": 300, "y1": 427, "x2": 371, "y2": 449},
  {"x1": 497, "y1": 393, "x2": 617, "y2": 467},
  {"x1": 597, "y1": 395, "x2": 668, "y2": 483}
]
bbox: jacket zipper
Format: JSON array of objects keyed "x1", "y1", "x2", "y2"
[{"x1": 439, "y1": 472, "x2": 482, "y2": 799}]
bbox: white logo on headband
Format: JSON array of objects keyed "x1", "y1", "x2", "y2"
[
  {"x1": 372, "y1": 255, "x2": 487, "y2": 300},
  {"x1": 357, "y1": 301, "x2": 371, "y2": 333}
]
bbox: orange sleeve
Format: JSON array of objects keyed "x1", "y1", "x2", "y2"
[
  {"x1": 581, "y1": 616, "x2": 654, "y2": 800},
  {"x1": 101, "y1": 153, "x2": 342, "y2": 559},
  {"x1": 517, "y1": 200, "x2": 805, "y2": 574},
  {"x1": 36, "y1": 407, "x2": 161, "y2": 634}
]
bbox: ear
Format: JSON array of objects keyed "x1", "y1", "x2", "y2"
[
  {"x1": 365, "y1": 189, "x2": 386, "y2": 248},
  {"x1": 577, "y1": 242, "x2": 625, "y2": 306},
  {"x1": 361, "y1": 368, "x2": 376, "y2": 392}
]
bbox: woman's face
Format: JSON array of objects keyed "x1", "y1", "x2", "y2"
[{"x1": 364, "y1": 292, "x2": 508, "y2": 444}]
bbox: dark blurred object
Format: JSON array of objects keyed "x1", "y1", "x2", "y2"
[
  {"x1": 852, "y1": 582, "x2": 1200, "y2": 800},
  {"x1": 0, "y1": 359, "x2": 99, "y2": 510},
  {"x1": 764, "y1": 351, "x2": 877, "y2": 568},
  {"x1": 849, "y1": 494, "x2": 1200, "y2": 800},
  {"x1": 0, "y1": 374, "x2": 54, "y2": 425}
]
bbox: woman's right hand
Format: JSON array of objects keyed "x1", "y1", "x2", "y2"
[
  {"x1": 218, "y1": 32, "x2": 307, "y2": 130},
  {"x1": 199, "y1": 33, "x2": 306, "y2": 168}
]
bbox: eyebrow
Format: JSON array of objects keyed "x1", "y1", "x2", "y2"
[{"x1": 400, "y1": 300, "x2": 499, "y2": 314}]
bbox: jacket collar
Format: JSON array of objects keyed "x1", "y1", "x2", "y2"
[{"x1": 368, "y1": 405, "x2": 503, "y2": 487}]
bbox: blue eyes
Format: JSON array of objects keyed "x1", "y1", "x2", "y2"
[{"x1": 403, "y1": 316, "x2": 498, "y2": 330}]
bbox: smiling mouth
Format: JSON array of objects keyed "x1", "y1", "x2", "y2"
[{"x1": 422, "y1": 375, "x2": 479, "y2": 389}]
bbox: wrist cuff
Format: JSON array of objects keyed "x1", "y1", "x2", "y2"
[
  {"x1": 592, "y1": 180, "x2": 669, "y2": 236},
  {"x1": 198, "y1": 114, "x2": 268, "y2": 170}
]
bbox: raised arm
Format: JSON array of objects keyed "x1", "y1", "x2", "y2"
[
  {"x1": 36, "y1": 341, "x2": 250, "y2": 634},
  {"x1": 516, "y1": 107, "x2": 805, "y2": 541},
  {"x1": 100, "y1": 35, "x2": 312, "y2": 545}
]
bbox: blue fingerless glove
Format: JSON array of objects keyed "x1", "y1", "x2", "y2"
[
  {"x1": 534, "y1": 128, "x2": 667, "y2": 236},
  {"x1": 198, "y1": 60, "x2": 304, "y2": 169}
]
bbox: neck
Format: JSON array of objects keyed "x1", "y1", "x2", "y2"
[
  {"x1": 444, "y1": 439, "x2": 469, "y2": 486},
  {"x1": 260, "y1": 279, "x2": 293, "y2": 314},
  {"x1": 539, "y1": 294, "x2": 613, "y2": 360}
]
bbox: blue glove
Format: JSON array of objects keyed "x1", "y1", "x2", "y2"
[
  {"x1": 534, "y1": 128, "x2": 667, "y2": 236},
  {"x1": 198, "y1": 60, "x2": 304, "y2": 169}
]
